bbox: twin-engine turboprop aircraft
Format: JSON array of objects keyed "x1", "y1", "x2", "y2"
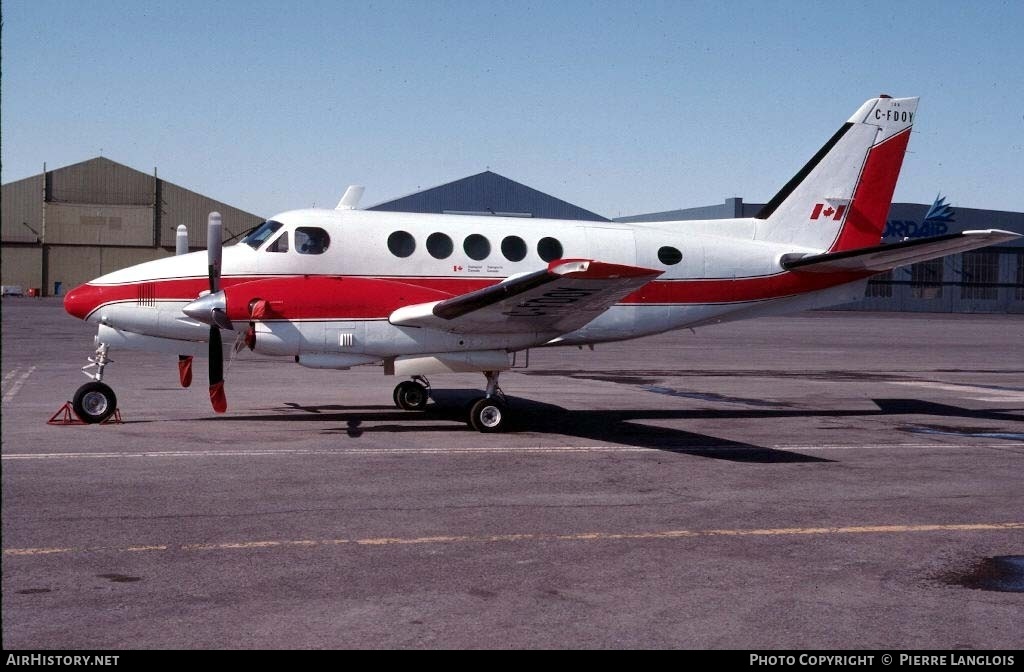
[{"x1": 62, "y1": 96, "x2": 1019, "y2": 431}]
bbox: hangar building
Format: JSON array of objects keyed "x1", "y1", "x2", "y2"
[{"x1": 1, "y1": 158, "x2": 263, "y2": 296}]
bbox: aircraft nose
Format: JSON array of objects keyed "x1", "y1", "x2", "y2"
[{"x1": 63, "y1": 284, "x2": 103, "y2": 321}]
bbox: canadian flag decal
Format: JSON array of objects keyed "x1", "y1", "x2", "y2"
[{"x1": 810, "y1": 203, "x2": 847, "y2": 221}]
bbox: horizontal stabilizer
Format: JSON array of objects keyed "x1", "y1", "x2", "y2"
[
  {"x1": 781, "y1": 230, "x2": 1021, "y2": 273},
  {"x1": 390, "y1": 259, "x2": 661, "y2": 335}
]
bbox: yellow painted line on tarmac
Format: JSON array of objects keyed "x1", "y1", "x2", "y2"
[
  {"x1": 4, "y1": 547, "x2": 75, "y2": 556},
  {"x1": 124, "y1": 545, "x2": 168, "y2": 552},
  {"x1": 5, "y1": 442, "x2": 1023, "y2": 461},
  {"x1": 5, "y1": 522, "x2": 1021, "y2": 558},
  {"x1": 181, "y1": 539, "x2": 324, "y2": 551}
]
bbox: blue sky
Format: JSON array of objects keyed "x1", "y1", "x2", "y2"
[{"x1": 3, "y1": 1, "x2": 1022, "y2": 218}]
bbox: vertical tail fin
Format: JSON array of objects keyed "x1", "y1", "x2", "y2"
[{"x1": 755, "y1": 95, "x2": 919, "y2": 252}]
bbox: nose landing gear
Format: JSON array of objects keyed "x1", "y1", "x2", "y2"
[{"x1": 72, "y1": 343, "x2": 119, "y2": 424}]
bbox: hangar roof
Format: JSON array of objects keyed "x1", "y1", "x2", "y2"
[{"x1": 369, "y1": 170, "x2": 609, "y2": 222}]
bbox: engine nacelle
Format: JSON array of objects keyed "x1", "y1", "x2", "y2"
[
  {"x1": 296, "y1": 353, "x2": 378, "y2": 370},
  {"x1": 392, "y1": 351, "x2": 510, "y2": 376}
]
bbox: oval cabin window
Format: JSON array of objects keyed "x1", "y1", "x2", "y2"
[
  {"x1": 463, "y1": 234, "x2": 491, "y2": 261},
  {"x1": 427, "y1": 232, "x2": 454, "y2": 259},
  {"x1": 658, "y1": 246, "x2": 682, "y2": 265},
  {"x1": 387, "y1": 231, "x2": 416, "y2": 258},
  {"x1": 537, "y1": 237, "x2": 563, "y2": 262},
  {"x1": 501, "y1": 236, "x2": 527, "y2": 262}
]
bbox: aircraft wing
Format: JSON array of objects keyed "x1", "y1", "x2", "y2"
[
  {"x1": 389, "y1": 259, "x2": 662, "y2": 335},
  {"x1": 782, "y1": 230, "x2": 1021, "y2": 273}
]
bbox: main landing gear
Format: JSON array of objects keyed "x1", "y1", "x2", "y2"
[
  {"x1": 392, "y1": 371, "x2": 509, "y2": 432},
  {"x1": 72, "y1": 343, "x2": 118, "y2": 424},
  {"x1": 468, "y1": 371, "x2": 507, "y2": 433},
  {"x1": 393, "y1": 376, "x2": 430, "y2": 411}
]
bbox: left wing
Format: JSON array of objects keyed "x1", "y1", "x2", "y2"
[{"x1": 389, "y1": 259, "x2": 662, "y2": 335}]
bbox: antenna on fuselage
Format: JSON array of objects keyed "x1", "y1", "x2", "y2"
[{"x1": 336, "y1": 185, "x2": 365, "y2": 210}]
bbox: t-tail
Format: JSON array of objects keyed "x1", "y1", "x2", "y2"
[{"x1": 754, "y1": 95, "x2": 918, "y2": 252}]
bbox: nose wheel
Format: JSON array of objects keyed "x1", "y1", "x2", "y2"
[{"x1": 72, "y1": 381, "x2": 118, "y2": 424}]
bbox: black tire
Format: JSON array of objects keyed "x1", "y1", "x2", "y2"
[
  {"x1": 394, "y1": 381, "x2": 428, "y2": 411},
  {"x1": 72, "y1": 382, "x2": 117, "y2": 424},
  {"x1": 469, "y1": 397, "x2": 507, "y2": 433}
]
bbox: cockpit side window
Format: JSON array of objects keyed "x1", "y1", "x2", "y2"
[
  {"x1": 266, "y1": 231, "x2": 289, "y2": 253},
  {"x1": 241, "y1": 220, "x2": 284, "y2": 249},
  {"x1": 296, "y1": 227, "x2": 330, "y2": 255}
]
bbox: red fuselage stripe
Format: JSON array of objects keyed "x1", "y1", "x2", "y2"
[{"x1": 65, "y1": 270, "x2": 873, "y2": 321}]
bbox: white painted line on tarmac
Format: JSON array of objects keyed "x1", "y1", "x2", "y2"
[
  {"x1": 5, "y1": 522, "x2": 1021, "y2": 557},
  {"x1": 3, "y1": 442, "x2": 1022, "y2": 461},
  {"x1": 888, "y1": 380, "x2": 1024, "y2": 403},
  {"x1": 2, "y1": 366, "x2": 35, "y2": 403},
  {"x1": 2, "y1": 368, "x2": 20, "y2": 388}
]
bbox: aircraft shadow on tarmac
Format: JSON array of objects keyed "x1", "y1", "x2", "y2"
[{"x1": 202, "y1": 392, "x2": 1022, "y2": 464}]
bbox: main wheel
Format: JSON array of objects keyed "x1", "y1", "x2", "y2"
[
  {"x1": 469, "y1": 397, "x2": 507, "y2": 433},
  {"x1": 72, "y1": 381, "x2": 118, "y2": 424},
  {"x1": 394, "y1": 380, "x2": 428, "y2": 411}
]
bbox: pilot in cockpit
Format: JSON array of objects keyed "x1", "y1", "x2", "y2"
[{"x1": 296, "y1": 227, "x2": 330, "y2": 255}]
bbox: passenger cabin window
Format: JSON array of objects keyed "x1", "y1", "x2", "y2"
[
  {"x1": 266, "y1": 232, "x2": 289, "y2": 253},
  {"x1": 296, "y1": 227, "x2": 330, "y2": 255},
  {"x1": 242, "y1": 220, "x2": 283, "y2": 249},
  {"x1": 537, "y1": 237, "x2": 563, "y2": 262},
  {"x1": 464, "y1": 234, "x2": 490, "y2": 261},
  {"x1": 658, "y1": 246, "x2": 682, "y2": 265},
  {"x1": 388, "y1": 231, "x2": 416, "y2": 257},
  {"x1": 501, "y1": 236, "x2": 527, "y2": 262},
  {"x1": 427, "y1": 232, "x2": 453, "y2": 259}
]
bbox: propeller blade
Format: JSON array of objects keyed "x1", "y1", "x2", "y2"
[
  {"x1": 178, "y1": 355, "x2": 193, "y2": 388},
  {"x1": 207, "y1": 212, "x2": 222, "y2": 293},
  {"x1": 208, "y1": 325, "x2": 226, "y2": 413},
  {"x1": 203, "y1": 212, "x2": 227, "y2": 413}
]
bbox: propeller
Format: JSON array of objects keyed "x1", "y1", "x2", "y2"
[{"x1": 206, "y1": 212, "x2": 227, "y2": 413}]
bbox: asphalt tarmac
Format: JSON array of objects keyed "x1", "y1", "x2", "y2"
[{"x1": 2, "y1": 297, "x2": 1022, "y2": 649}]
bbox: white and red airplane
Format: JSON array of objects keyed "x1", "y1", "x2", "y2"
[{"x1": 62, "y1": 95, "x2": 1019, "y2": 431}]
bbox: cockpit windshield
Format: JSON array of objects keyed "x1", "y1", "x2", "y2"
[{"x1": 241, "y1": 220, "x2": 284, "y2": 249}]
